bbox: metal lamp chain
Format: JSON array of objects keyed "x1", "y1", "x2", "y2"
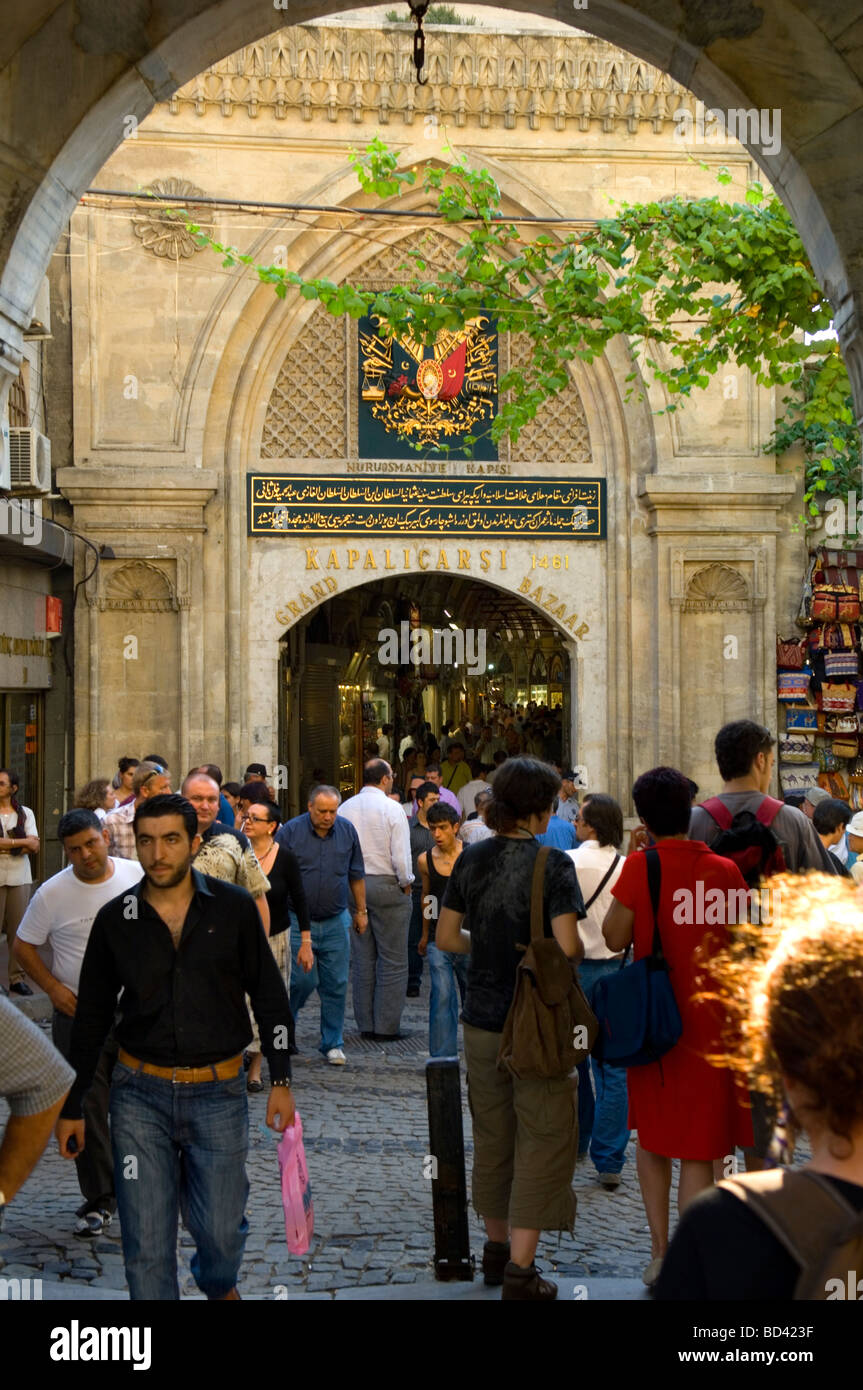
[{"x1": 408, "y1": 0, "x2": 431, "y2": 85}]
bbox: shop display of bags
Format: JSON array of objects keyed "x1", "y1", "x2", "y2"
[
  {"x1": 818, "y1": 770, "x2": 850, "y2": 800},
  {"x1": 808, "y1": 623, "x2": 857, "y2": 651},
  {"x1": 784, "y1": 708, "x2": 818, "y2": 731},
  {"x1": 779, "y1": 735, "x2": 816, "y2": 763},
  {"x1": 822, "y1": 683, "x2": 857, "y2": 713},
  {"x1": 780, "y1": 546, "x2": 863, "y2": 795},
  {"x1": 824, "y1": 714, "x2": 858, "y2": 734},
  {"x1": 776, "y1": 637, "x2": 807, "y2": 669},
  {"x1": 811, "y1": 585, "x2": 860, "y2": 622},
  {"x1": 778, "y1": 672, "x2": 811, "y2": 701},
  {"x1": 832, "y1": 737, "x2": 858, "y2": 759},
  {"x1": 778, "y1": 764, "x2": 820, "y2": 793},
  {"x1": 824, "y1": 651, "x2": 860, "y2": 678}
]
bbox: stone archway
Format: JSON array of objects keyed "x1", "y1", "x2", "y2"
[
  {"x1": 207, "y1": 203, "x2": 640, "y2": 796},
  {"x1": 2, "y1": 1, "x2": 863, "y2": 428},
  {"x1": 265, "y1": 562, "x2": 584, "y2": 810}
]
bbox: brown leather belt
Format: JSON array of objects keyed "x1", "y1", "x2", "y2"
[{"x1": 118, "y1": 1048, "x2": 244, "y2": 1084}]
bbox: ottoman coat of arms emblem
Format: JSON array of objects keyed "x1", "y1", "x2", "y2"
[{"x1": 359, "y1": 314, "x2": 498, "y2": 452}]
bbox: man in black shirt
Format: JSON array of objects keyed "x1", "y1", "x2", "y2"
[{"x1": 55, "y1": 794, "x2": 296, "y2": 1301}]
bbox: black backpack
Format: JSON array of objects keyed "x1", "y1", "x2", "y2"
[{"x1": 699, "y1": 796, "x2": 787, "y2": 888}]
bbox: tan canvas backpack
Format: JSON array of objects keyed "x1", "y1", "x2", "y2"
[
  {"x1": 720, "y1": 1168, "x2": 863, "y2": 1299},
  {"x1": 497, "y1": 845, "x2": 598, "y2": 1080}
]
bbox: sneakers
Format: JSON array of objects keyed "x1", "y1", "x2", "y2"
[
  {"x1": 326, "y1": 1047, "x2": 347, "y2": 1065},
  {"x1": 74, "y1": 1209, "x2": 113, "y2": 1238},
  {"x1": 482, "y1": 1239, "x2": 511, "y2": 1286},
  {"x1": 501, "y1": 1260, "x2": 558, "y2": 1301},
  {"x1": 599, "y1": 1171, "x2": 622, "y2": 1190}
]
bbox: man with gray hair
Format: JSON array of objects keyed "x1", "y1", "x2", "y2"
[
  {"x1": 277, "y1": 785, "x2": 366, "y2": 1065},
  {"x1": 104, "y1": 761, "x2": 172, "y2": 860},
  {"x1": 338, "y1": 761, "x2": 413, "y2": 1041}
]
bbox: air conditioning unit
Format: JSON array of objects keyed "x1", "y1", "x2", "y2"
[{"x1": 9, "y1": 429, "x2": 51, "y2": 494}]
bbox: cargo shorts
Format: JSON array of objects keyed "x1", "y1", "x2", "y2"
[{"x1": 463, "y1": 1021, "x2": 579, "y2": 1232}]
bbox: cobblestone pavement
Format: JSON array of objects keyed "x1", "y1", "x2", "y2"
[{"x1": 1, "y1": 980, "x2": 679, "y2": 1297}]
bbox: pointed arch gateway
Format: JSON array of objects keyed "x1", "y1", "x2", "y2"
[
  {"x1": 225, "y1": 185, "x2": 629, "y2": 809},
  {"x1": 273, "y1": 567, "x2": 582, "y2": 815}
]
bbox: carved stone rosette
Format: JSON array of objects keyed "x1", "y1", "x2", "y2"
[{"x1": 132, "y1": 179, "x2": 214, "y2": 260}]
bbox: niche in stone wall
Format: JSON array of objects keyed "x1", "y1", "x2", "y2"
[
  {"x1": 678, "y1": 562, "x2": 754, "y2": 791},
  {"x1": 97, "y1": 560, "x2": 181, "y2": 771}
]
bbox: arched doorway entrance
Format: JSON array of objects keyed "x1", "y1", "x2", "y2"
[{"x1": 276, "y1": 571, "x2": 577, "y2": 814}]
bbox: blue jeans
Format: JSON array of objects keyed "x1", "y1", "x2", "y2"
[
  {"x1": 109, "y1": 1061, "x2": 249, "y2": 1300},
  {"x1": 427, "y1": 940, "x2": 468, "y2": 1058},
  {"x1": 576, "y1": 957, "x2": 631, "y2": 1175},
  {"x1": 289, "y1": 908, "x2": 351, "y2": 1053},
  {"x1": 407, "y1": 888, "x2": 425, "y2": 991}
]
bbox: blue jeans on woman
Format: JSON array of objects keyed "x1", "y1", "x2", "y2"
[
  {"x1": 576, "y1": 956, "x2": 631, "y2": 1176},
  {"x1": 109, "y1": 1061, "x2": 249, "y2": 1300},
  {"x1": 427, "y1": 940, "x2": 468, "y2": 1057}
]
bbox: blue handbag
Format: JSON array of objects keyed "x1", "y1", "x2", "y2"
[{"x1": 592, "y1": 849, "x2": 683, "y2": 1068}]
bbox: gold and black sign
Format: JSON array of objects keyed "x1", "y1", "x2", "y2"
[
  {"x1": 358, "y1": 315, "x2": 498, "y2": 460},
  {"x1": 248, "y1": 475, "x2": 605, "y2": 539}
]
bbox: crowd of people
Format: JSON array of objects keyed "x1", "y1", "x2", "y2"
[{"x1": 0, "y1": 713, "x2": 861, "y2": 1303}]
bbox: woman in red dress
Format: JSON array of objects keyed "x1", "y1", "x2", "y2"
[{"x1": 603, "y1": 766, "x2": 754, "y2": 1285}]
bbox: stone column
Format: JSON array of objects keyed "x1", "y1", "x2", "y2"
[
  {"x1": 637, "y1": 473, "x2": 797, "y2": 794},
  {"x1": 56, "y1": 468, "x2": 217, "y2": 780}
]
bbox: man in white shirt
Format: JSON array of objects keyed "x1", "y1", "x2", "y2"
[
  {"x1": 458, "y1": 788, "x2": 494, "y2": 845},
  {"x1": 13, "y1": 808, "x2": 143, "y2": 1236},
  {"x1": 338, "y1": 760, "x2": 413, "y2": 1040},
  {"x1": 566, "y1": 793, "x2": 628, "y2": 1190},
  {"x1": 457, "y1": 762, "x2": 488, "y2": 821}
]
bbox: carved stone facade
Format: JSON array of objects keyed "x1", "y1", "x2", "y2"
[
  {"x1": 167, "y1": 25, "x2": 698, "y2": 135},
  {"x1": 681, "y1": 564, "x2": 750, "y2": 613},
  {"x1": 101, "y1": 560, "x2": 178, "y2": 611},
  {"x1": 262, "y1": 312, "x2": 349, "y2": 458},
  {"x1": 56, "y1": 16, "x2": 805, "y2": 806}
]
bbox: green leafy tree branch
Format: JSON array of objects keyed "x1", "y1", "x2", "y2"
[{"x1": 168, "y1": 138, "x2": 855, "y2": 493}]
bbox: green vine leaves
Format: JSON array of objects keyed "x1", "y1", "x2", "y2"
[{"x1": 165, "y1": 138, "x2": 857, "y2": 510}]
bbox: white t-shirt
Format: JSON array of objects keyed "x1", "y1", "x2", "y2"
[
  {"x1": 457, "y1": 778, "x2": 488, "y2": 819},
  {"x1": 567, "y1": 839, "x2": 624, "y2": 960},
  {"x1": 458, "y1": 820, "x2": 493, "y2": 846},
  {"x1": 16, "y1": 857, "x2": 144, "y2": 992},
  {"x1": 0, "y1": 805, "x2": 38, "y2": 886}
]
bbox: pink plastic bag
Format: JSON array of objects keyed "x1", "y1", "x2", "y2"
[{"x1": 278, "y1": 1111, "x2": 314, "y2": 1256}]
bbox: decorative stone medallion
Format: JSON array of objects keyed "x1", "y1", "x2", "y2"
[{"x1": 132, "y1": 178, "x2": 214, "y2": 260}]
